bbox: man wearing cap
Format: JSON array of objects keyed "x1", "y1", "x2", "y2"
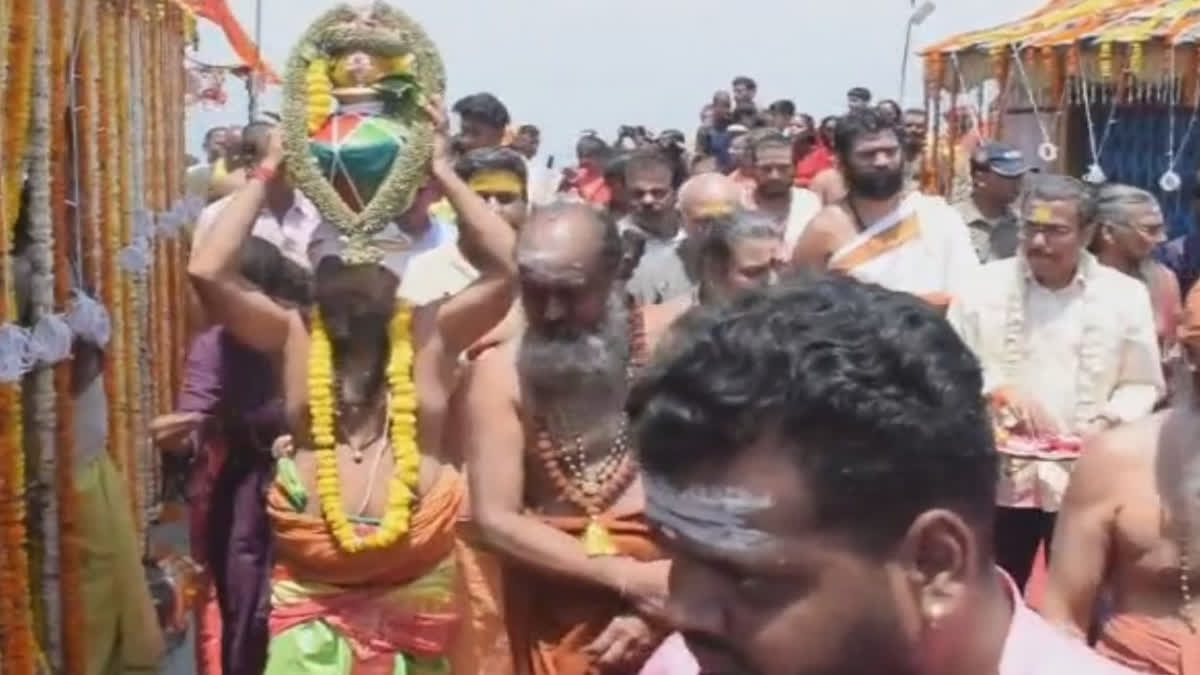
[{"x1": 953, "y1": 142, "x2": 1028, "y2": 263}]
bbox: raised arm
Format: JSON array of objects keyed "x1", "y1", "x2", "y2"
[
  {"x1": 426, "y1": 104, "x2": 516, "y2": 355},
  {"x1": 187, "y1": 127, "x2": 292, "y2": 355},
  {"x1": 1041, "y1": 429, "x2": 1127, "y2": 638},
  {"x1": 461, "y1": 349, "x2": 626, "y2": 591}
]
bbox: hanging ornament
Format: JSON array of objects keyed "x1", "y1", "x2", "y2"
[
  {"x1": 1083, "y1": 163, "x2": 1107, "y2": 184},
  {"x1": 1160, "y1": 169, "x2": 1182, "y2": 193},
  {"x1": 1038, "y1": 142, "x2": 1059, "y2": 163}
]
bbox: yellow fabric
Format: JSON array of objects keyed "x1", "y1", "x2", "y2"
[
  {"x1": 79, "y1": 454, "x2": 166, "y2": 674},
  {"x1": 467, "y1": 170, "x2": 524, "y2": 197}
]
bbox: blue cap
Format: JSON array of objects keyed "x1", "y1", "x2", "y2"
[{"x1": 979, "y1": 142, "x2": 1029, "y2": 177}]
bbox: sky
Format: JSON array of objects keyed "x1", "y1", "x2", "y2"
[{"x1": 186, "y1": 0, "x2": 1047, "y2": 164}]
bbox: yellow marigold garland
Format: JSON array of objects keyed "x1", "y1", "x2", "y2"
[{"x1": 308, "y1": 305, "x2": 420, "y2": 554}]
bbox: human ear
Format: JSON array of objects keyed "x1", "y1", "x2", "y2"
[{"x1": 898, "y1": 509, "x2": 975, "y2": 630}]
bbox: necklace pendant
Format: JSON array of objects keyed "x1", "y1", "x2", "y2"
[
  {"x1": 352, "y1": 448, "x2": 365, "y2": 464},
  {"x1": 582, "y1": 516, "x2": 618, "y2": 557}
]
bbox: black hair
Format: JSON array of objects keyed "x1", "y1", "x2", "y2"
[
  {"x1": 698, "y1": 209, "x2": 779, "y2": 270},
  {"x1": 623, "y1": 148, "x2": 675, "y2": 182},
  {"x1": 732, "y1": 75, "x2": 757, "y2": 91},
  {"x1": 876, "y1": 99, "x2": 902, "y2": 122},
  {"x1": 451, "y1": 92, "x2": 511, "y2": 130},
  {"x1": 454, "y1": 146, "x2": 529, "y2": 192},
  {"x1": 847, "y1": 86, "x2": 872, "y2": 102},
  {"x1": 903, "y1": 107, "x2": 927, "y2": 117},
  {"x1": 767, "y1": 99, "x2": 796, "y2": 117},
  {"x1": 833, "y1": 107, "x2": 905, "y2": 161},
  {"x1": 238, "y1": 236, "x2": 311, "y2": 305},
  {"x1": 517, "y1": 124, "x2": 539, "y2": 136},
  {"x1": 748, "y1": 130, "x2": 791, "y2": 162},
  {"x1": 240, "y1": 121, "x2": 275, "y2": 163},
  {"x1": 576, "y1": 134, "x2": 611, "y2": 163},
  {"x1": 796, "y1": 113, "x2": 815, "y2": 128},
  {"x1": 203, "y1": 127, "x2": 225, "y2": 145},
  {"x1": 628, "y1": 276, "x2": 996, "y2": 555},
  {"x1": 1022, "y1": 173, "x2": 1099, "y2": 230},
  {"x1": 604, "y1": 151, "x2": 631, "y2": 185}
]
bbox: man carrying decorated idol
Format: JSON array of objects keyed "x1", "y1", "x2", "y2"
[{"x1": 188, "y1": 4, "x2": 517, "y2": 672}]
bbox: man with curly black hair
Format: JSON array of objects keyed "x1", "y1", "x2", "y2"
[{"x1": 632, "y1": 276, "x2": 1135, "y2": 675}]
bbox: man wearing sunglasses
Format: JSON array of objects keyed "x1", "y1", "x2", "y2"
[{"x1": 953, "y1": 142, "x2": 1028, "y2": 263}]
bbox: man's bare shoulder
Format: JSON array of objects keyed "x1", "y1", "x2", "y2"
[
  {"x1": 462, "y1": 335, "x2": 521, "y2": 400},
  {"x1": 1075, "y1": 413, "x2": 1165, "y2": 490}
]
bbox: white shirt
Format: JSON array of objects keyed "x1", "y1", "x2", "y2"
[
  {"x1": 947, "y1": 253, "x2": 1164, "y2": 432},
  {"x1": 192, "y1": 190, "x2": 322, "y2": 271}
]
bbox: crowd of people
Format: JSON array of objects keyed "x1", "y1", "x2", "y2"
[{"x1": 120, "y1": 67, "x2": 1200, "y2": 675}]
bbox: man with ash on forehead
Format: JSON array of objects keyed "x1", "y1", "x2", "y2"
[
  {"x1": 461, "y1": 203, "x2": 683, "y2": 674},
  {"x1": 630, "y1": 277, "x2": 1134, "y2": 675}
]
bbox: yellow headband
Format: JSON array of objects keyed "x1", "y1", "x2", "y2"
[
  {"x1": 468, "y1": 170, "x2": 524, "y2": 197},
  {"x1": 694, "y1": 202, "x2": 735, "y2": 218}
]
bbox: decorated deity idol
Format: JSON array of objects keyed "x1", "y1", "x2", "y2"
[{"x1": 281, "y1": 1, "x2": 445, "y2": 257}]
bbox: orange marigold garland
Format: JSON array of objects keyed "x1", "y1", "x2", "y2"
[
  {"x1": 0, "y1": 0, "x2": 14, "y2": 661},
  {"x1": 50, "y1": 0, "x2": 84, "y2": 669},
  {"x1": 2, "y1": 0, "x2": 35, "y2": 231},
  {"x1": 0, "y1": 0, "x2": 38, "y2": 668},
  {"x1": 99, "y1": 1, "x2": 125, "y2": 471}
]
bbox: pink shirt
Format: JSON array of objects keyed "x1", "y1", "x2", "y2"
[
  {"x1": 193, "y1": 191, "x2": 322, "y2": 271},
  {"x1": 638, "y1": 572, "x2": 1136, "y2": 675}
]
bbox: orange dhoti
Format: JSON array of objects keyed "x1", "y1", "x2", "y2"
[
  {"x1": 504, "y1": 510, "x2": 663, "y2": 675},
  {"x1": 263, "y1": 462, "x2": 466, "y2": 674},
  {"x1": 1097, "y1": 613, "x2": 1200, "y2": 675}
]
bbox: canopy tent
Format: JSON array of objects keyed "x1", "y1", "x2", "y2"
[
  {"x1": 922, "y1": 0, "x2": 1200, "y2": 93},
  {"x1": 919, "y1": 0, "x2": 1200, "y2": 235}
]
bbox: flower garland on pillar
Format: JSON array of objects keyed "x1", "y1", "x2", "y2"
[
  {"x1": 50, "y1": 0, "x2": 84, "y2": 669},
  {"x1": 27, "y1": 0, "x2": 63, "y2": 662},
  {"x1": 99, "y1": 2, "x2": 126, "y2": 472},
  {"x1": 2, "y1": 0, "x2": 34, "y2": 231},
  {"x1": 0, "y1": 0, "x2": 39, "y2": 667},
  {"x1": 116, "y1": 1, "x2": 139, "y2": 528},
  {"x1": 78, "y1": 0, "x2": 101, "y2": 295},
  {"x1": 126, "y1": 10, "x2": 150, "y2": 541}
]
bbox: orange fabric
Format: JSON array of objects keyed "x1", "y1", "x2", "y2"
[
  {"x1": 266, "y1": 467, "x2": 464, "y2": 588},
  {"x1": 180, "y1": 0, "x2": 280, "y2": 83},
  {"x1": 504, "y1": 510, "x2": 662, "y2": 675},
  {"x1": 452, "y1": 526, "x2": 514, "y2": 675},
  {"x1": 1178, "y1": 278, "x2": 1200, "y2": 349},
  {"x1": 828, "y1": 215, "x2": 922, "y2": 272},
  {"x1": 1097, "y1": 613, "x2": 1200, "y2": 675}
]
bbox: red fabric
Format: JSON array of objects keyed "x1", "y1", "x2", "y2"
[
  {"x1": 180, "y1": 0, "x2": 280, "y2": 84},
  {"x1": 194, "y1": 582, "x2": 223, "y2": 675},
  {"x1": 794, "y1": 144, "x2": 835, "y2": 187},
  {"x1": 268, "y1": 591, "x2": 459, "y2": 661},
  {"x1": 562, "y1": 166, "x2": 611, "y2": 207}
]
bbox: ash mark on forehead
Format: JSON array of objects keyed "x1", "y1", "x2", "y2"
[{"x1": 645, "y1": 473, "x2": 777, "y2": 553}]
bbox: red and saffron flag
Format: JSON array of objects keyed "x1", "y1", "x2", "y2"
[{"x1": 178, "y1": 0, "x2": 280, "y2": 85}]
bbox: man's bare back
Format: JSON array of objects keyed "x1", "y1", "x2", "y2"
[{"x1": 1043, "y1": 409, "x2": 1200, "y2": 636}]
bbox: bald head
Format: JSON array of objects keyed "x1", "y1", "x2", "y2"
[
  {"x1": 517, "y1": 203, "x2": 624, "y2": 336},
  {"x1": 678, "y1": 173, "x2": 744, "y2": 236},
  {"x1": 517, "y1": 203, "x2": 621, "y2": 279}
]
